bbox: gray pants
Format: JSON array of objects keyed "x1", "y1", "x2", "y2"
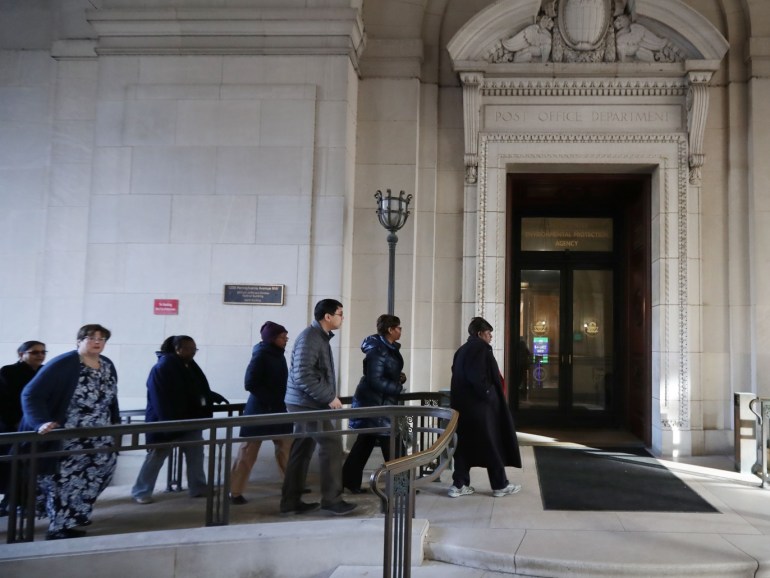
[{"x1": 280, "y1": 404, "x2": 343, "y2": 509}]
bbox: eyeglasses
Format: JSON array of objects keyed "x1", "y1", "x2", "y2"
[
  {"x1": 332, "y1": 312, "x2": 344, "y2": 317},
  {"x1": 26, "y1": 350, "x2": 47, "y2": 355},
  {"x1": 85, "y1": 337, "x2": 107, "y2": 343}
]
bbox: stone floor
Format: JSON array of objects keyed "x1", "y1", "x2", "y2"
[{"x1": 4, "y1": 430, "x2": 770, "y2": 577}]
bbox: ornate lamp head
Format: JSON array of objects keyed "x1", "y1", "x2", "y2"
[{"x1": 375, "y1": 189, "x2": 412, "y2": 233}]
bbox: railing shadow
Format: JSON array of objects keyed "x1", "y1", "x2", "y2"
[{"x1": 0, "y1": 393, "x2": 456, "y2": 577}]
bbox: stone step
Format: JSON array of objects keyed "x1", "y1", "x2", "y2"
[
  {"x1": 0, "y1": 520, "x2": 427, "y2": 578},
  {"x1": 423, "y1": 527, "x2": 761, "y2": 578}
]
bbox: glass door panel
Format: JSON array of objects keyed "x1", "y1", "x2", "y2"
[
  {"x1": 571, "y1": 270, "x2": 612, "y2": 412},
  {"x1": 519, "y1": 270, "x2": 561, "y2": 409}
]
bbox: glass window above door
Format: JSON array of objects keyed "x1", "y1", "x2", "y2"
[{"x1": 521, "y1": 218, "x2": 613, "y2": 252}]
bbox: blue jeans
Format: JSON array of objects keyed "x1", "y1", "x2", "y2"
[{"x1": 132, "y1": 431, "x2": 207, "y2": 498}]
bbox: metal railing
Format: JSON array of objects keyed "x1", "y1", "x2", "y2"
[
  {"x1": 749, "y1": 397, "x2": 770, "y2": 487},
  {"x1": 0, "y1": 392, "x2": 456, "y2": 577}
]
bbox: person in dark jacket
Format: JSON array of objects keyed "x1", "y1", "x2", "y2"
[
  {"x1": 448, "y1": 317, "x2": 522, "y2": 498},
  {"x1": 342, "y1": 314, "x2": 406, "y2": 493},
  {"x1": 131, "y1": 335, "x2": 228, "y2": 504},
  {"x1": 280, "y1": 298, "x2": 357, "y2": 516},
  {"x1": 0, "y1": 340, "x2": 46, "y2": 516},
  {"x1": 21, "y1": 324, "x2": 120, "y2": 540},
  {"x1": 229, "y1": 321, "x2": 293, "y2": 505}
]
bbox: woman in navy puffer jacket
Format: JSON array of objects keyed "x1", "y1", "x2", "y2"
[{"x1": 342, "y1": 314, "x2": 406, "y2": 493}]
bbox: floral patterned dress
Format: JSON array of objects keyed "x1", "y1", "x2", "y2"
[{"x1": 37, "y1": 360, "x2": 118, "y2": 532}]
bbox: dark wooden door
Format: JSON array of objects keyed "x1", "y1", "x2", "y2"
[{"x1": 507, "y1": 174, "x2": 650, "y2": 439}]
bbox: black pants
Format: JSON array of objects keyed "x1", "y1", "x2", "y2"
[
  {"x1": 342, "y1": 434, "x2": 396, "y2": 489},
  {"x1": 451, "y1": 451, "x2": 508, "y2": 491}
]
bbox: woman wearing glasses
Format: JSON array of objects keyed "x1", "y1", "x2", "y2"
[
  {"x1": 0, "y1": 341, "x2": 47, "y2": 516},
  {"x1": 20, "y1": 324, "x2": 120, "y2": 540},
  {"x1": 342, "y1": 314, "x2": 406, "y2": 494}
]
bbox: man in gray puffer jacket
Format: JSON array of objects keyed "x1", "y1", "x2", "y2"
[{"x1": 280, "y1": 299, "x2": 357, "y2": 516}]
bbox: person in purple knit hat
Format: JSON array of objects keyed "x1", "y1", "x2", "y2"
[{"x1": 229, "y1": 321, "x2": 294, "y2": 504}]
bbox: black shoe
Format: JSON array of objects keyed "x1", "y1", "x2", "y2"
[
  {"x1": 229, "y1": 494, "x2": 248, "y2": 505},
  {"x1": 321, "y1": 500, "x2": 357, "y2": 516},
  {"x1": 280, "y1": 501, "x2": 320, "y2": 516},
  {"x1": 46, "y1": 528, "x2": 87, "y2": 540},
  {"x1": 344, "y1": 485, "x2": 368, "y2": 494},
  {"x1": 75, "y1": 519, "x2": 92, "y2": 527}
]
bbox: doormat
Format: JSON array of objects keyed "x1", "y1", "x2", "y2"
[{"x1": 534, "y1": 446, "x2": 719, "y2": 513}]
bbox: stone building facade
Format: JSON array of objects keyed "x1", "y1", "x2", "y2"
[{"x1": 0, "y1": 0, "x2": 768, "y2": 456}]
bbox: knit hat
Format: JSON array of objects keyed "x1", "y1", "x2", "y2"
[{"x1": 260, "y1": 321, "x2": 288, "y2": 343}]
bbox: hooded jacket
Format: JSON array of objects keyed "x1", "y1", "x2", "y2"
[{"x1": 349, "y1": 334, "x2": 404, "y2": 431}]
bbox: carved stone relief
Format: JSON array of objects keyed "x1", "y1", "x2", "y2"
[{"x1": 490, "y1": 0, "x2": 683, "y2": 64}]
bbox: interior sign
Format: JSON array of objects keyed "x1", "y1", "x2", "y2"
[{"x1": 521, "y1": 218, "x2": 613, "y2": 252}]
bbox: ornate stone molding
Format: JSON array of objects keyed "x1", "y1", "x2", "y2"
[
  {"x1": 686, "y1": 70, "x2": 713, "y2": 185},
  {"x1": 460, "y1": 72, "x2": 483, "y2": 184},
  {"x1": 481, "y1": 77, "x2": 687, "y2": 97},
  {"x1": 476, "y1": 131, "x2": 690, "y2": 430}
]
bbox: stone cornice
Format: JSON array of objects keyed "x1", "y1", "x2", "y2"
[{"x1": 86, "y1": 7, "x2": 365, "y2": 66}]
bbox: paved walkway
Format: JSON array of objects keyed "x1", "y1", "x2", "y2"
[{"x1": 3, "y1": 431, "x2": 770, "y2": 577}]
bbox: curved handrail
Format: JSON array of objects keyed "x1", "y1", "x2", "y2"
[
  {"x1": 370, "y1": 409, "x2": 458, "y2": 492},
  {"x1": 750, "y1": 397, "x2": 762, "y2": 425},
  {"x1": 368, "y1": 408, "x2": 458, "y2": 578}
]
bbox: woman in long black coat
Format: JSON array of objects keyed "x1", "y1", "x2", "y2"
[{"x1": 449, "y1": 317, "x2": 521, "y2": 498}]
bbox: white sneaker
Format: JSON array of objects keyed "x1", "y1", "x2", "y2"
[
  {"x1": 448, "y1": 485, "x2": 475, "y2": 498},
  {"x1": 133, "y1": 496, "x2": 153, "y2": 504},
  {"x1": 492, "y1": 483, "x2": 521, "y2": 497}
]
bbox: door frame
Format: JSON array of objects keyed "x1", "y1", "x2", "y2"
[{"x1": 505, "y1": 173, "x2": 651, "y2": 439}]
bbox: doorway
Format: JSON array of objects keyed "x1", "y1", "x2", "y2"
[{"x1": 507, "y1": 174, "x2": 651, "y2": 442}]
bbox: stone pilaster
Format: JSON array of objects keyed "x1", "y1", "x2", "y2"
[{"x1": 459, "y1": 72, "x2": 482, "y2": 185}]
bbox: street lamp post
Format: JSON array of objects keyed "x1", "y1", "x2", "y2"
[{"x1": 375, "y1": 189, "x2": 413, "y2": 315}]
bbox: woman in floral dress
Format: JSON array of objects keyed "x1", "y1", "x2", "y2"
[{"x1": 21, "y1": 324, "x2": 120, "y2": 540}]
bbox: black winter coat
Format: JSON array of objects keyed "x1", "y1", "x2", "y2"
[
  {"x1": 240, "y1": 341, "x2": 292, "y2": 437},
  {"x1": 0, "y1": 361, "x2": 39, "y2": 432},
  {"x1": 144, "y1": 353, "x2": 218, "y2": 443},
  {"x1": 349, "y1": 334, "x2": 403, "y2": 432},
  {"x1": 450, "y1": 336, "x2": 521, "y2": 469}
]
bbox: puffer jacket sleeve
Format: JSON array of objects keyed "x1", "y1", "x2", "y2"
[
  {"x1": 290, "y1": 329, "x2": 334, "y2": 405},
  {"x1": 364, "y1": 347, "x2": 402, "y2": 399}
]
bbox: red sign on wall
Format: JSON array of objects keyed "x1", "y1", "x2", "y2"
[{"x1": 154, "y1": 299, "x2": 179, "y2": 315}]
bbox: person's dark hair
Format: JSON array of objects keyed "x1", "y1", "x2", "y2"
[
  {"x1": 376, "y1": 314, "x2": 400, "y2": 336},
  {"x1": 77, "y1": 324, "x2": 112, "y2": 342},
  {"x1": 17, "y1": 340, "x2": 45, "y2": 356},
  {"x1": 314, "y1": 299, "x2": 343, "y2": 321},
  {"x1": 468, "y1": 317, "x2": 493, "y2": 336},
  {"x1": 159, "y1": 335, "x2": 195, "y2": 354}
]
